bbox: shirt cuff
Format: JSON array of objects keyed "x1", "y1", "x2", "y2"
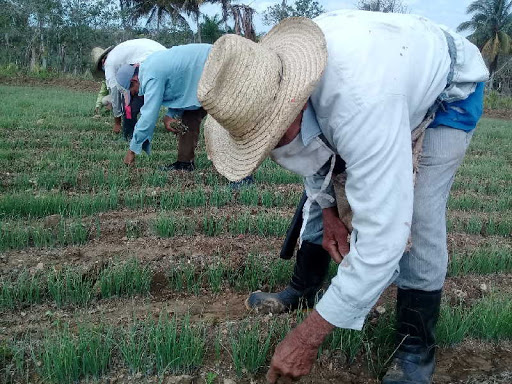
[
  {"x1": 130, "y1": 140, "x2": 143, "y2": 155},
  {"x1": 315, "y1": 286, "x2": 367, "y2": 330},
  {"x1": 166, "y1": 109, "x2": 184, "y2": 119},
  {"x1": 130, "y1": 139, "x2": 151, "y2": 155}
]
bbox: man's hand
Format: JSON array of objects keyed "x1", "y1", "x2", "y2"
[
  {"x1": 267, "y1": 310, "x2": 334, "y2": 383},
  {"x1": 164, "y1": 115, "x2": 179, "y2": 133},
  {"x1": 113, "y1": 116, "x2": 122, "y2": 134},
  {"x1": 322, "y1": 206, "x2": 350, "y2": 264},
  {"x1": 124, "y1": 150, "x2": 135, "y2": 166}
]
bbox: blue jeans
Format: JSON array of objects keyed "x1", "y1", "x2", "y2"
[{"x1": 301, "y1": 126, "x2": 474, "y2": 291}]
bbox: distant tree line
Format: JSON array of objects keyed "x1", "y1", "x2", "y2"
[{"x1": 1, "y1": 0, "x2": 510, "y2": 90}]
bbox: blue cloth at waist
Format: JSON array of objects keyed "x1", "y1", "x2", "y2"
[{"x1": 429, "y1": 82, "x2": 485, "y2": 132}]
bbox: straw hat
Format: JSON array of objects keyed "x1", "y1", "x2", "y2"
[
  {"x1": 198, "y1": 17, "x2": 327, "y2": 181},
  {"x1": 91, "y1": 46, "x2": 114, "y2": 79}
]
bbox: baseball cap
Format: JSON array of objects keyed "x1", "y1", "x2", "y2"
[{"x1": 116, "y1": 64, "x2": 137, "y2": 92}]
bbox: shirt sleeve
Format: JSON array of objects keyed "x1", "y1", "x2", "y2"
[
  {"x1": 129, "y1": 77, "x2": 165, "y2": 154},
  {"x1": 315, "y1": 95, "x2": 414, "y2": 330},
  {"x1": 95, "y1": 81, "x2": 108, "y2": 109}
]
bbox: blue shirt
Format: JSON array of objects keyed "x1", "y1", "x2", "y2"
[
  {"x1": 130, "y1": 44, "x2": 212, "y2": 154},
  {"x1": 430, "y1": 82, "x2": 485, "y2": 132}
]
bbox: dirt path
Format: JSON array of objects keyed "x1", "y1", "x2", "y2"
[{"x1": 0, "y1": 76, "x2": 100, "y2": 93}]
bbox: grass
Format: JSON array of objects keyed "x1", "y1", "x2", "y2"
[
  {"x1": 437, "y1": 294, "x2": 512, "y2": 345},
  {"x1": 0, "y1": 84, "x2": 511, "y2": 382},
  {"x1": 0, "y1": 293, "x2": 510, "y2": 382},
  {"x1": 154, "y1": 212, "x2": 290, "y2": 238},
  {"x1": 0, "y1": 220, "x2": 88, "y2": 251},
  {"x1": 118, "y1": 315, "x2": 205, "y2": 375},
  {"x1": 229, "y1": 320, "x2": 275, "y2": 376},
  {"x1": 35, "y1": 325, "x2": 114, "y2": 384},
  {"x1": 448, "y1": 244, "x2": 512, "y2": 276},
  {"x1": 47, "y1": 267, "x2": 94, "y2": 307},
  {"x1": 0, "y1": 271, "x2": 42, "y2": 309},
  {"x1": 98, "y1": 258, "x2": 152, "y2": 298}
]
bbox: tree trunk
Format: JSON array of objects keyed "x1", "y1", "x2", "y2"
[
  {"x1": 30, "y1": 46, "x2": 37, "y2": 71},
  {"x1": 489, "y1": 54, "x2": 499, "y2": 90},
  {"x1": 196, "y1": 13, "x2": 202, "y2": 43}
]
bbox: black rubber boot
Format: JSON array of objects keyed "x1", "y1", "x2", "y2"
[
  {"x1": 159, "y1": 161, "x2": 195, "y2": 172},
  {"x1": 245, "y1": 241, "x2": 331, "y2": 313},
  {"x1": 382, "y1": 288, "x2": 442, "y2": 384}
]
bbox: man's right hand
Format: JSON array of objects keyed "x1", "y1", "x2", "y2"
[
  {"x1": 124, "y1": 150, "x2": 135, "y2": 166},
  {"x1": 113, "y1": 116, "x2": 122, "y2": 134}
]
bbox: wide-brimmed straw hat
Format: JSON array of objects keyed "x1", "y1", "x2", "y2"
[
  {"x1": 91, "y1": 46, "x2": 114, "y2": 79},
  {"x1": 198, "y1": 17, "x2": 327, "y2": 181}
]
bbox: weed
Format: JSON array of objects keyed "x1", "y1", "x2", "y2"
[
  {"x1": 47, "y1": 268, "x2": 94, "y2": 307},
  {"x1": 98, "y1": 258, "x2": 151, "y2": 298},
  {"x1": 35, "y1": 325, "x2": 114, "y2": 383},
  {"x1": 230, "y1": 320, "x2": 274, "y2": 376},
  {"x1": 0, "y1": 271, "x2": 42, "y2": 309}
]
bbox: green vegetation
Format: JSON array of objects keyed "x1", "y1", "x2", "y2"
[
  {"x1": 36, "y1": 325, "x2": 114, "y2": 383},
  {"x1": 230, "y1": 320, "x2": 275, "y2": 376},
  {"x1": 0, "y1": 294, "x2": 510, "y2": 382},
  {"x1": 47, "y1": 267, "x2": 95, "y2": 307},
  {"x1": 0, "y1": 271, "x2": 42, "y2": 309},
  {"x1": 1, "y1": 85, "x2": 511, "y2": 382},
  {"x1": 98, "y1": 258, "x2": 151, "y2": 298}
]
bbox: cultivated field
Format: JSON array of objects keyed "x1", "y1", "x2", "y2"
[{"x1": 0, "y1": 84, "x2": 511, "y2": 384}]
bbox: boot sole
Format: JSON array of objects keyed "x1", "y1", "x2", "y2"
[{"x1": 244, "y1": 291, "x2": 287, "y2": 314}]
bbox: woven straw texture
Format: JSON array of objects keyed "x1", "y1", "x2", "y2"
[
  {"x1": 198, "y1": 17, "x2": 327, "y2": 181},
  {"x1": 91, "y1": 46, "x2": 113, "y2": 80}
]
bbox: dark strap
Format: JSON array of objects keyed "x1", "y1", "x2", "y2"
[{"x1": 280, "y1": 192, "x2": 308, "y2": 259}]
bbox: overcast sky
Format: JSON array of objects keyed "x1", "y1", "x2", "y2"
[{"x1": 199, "y1": 0, "x2": 474, "y2": 35}]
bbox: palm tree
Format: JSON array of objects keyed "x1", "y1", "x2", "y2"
[
  {"x1": 181, "y1": 0, "x2": 204, "y2": 43},
  {"x1": 127, "y1": 0, "x2": 187, "y2": 32},
  {"x1": 200, "y1": 14, "x2": 224, "y2": 43},
  {"x1": 207, "y1": 0, "x2": 231, "y2": 30},
  {"x1": 457, "y1": 0, "x2": 512, "y2": 78}
]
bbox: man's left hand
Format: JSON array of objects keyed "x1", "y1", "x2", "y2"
[
  {"x1": 322, "y1": 206, "x2": 350, "y2": 263},
  {"x1": 164, "y1": 115, "x2": 179, "y2": 133},
  {"x1": 267, "y1": 310, "x2": 334, "y2": 383}
]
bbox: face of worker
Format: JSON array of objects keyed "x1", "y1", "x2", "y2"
[
  {"x1": 129, "y1": 75, "x2": 140, "y2": 97},
  {"x1": 275, "y1": 104, "x2": 307, "y2": 149}
]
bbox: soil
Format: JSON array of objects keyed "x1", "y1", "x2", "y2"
[
  {"x1": 0, "y1": 75, "x2": 100, "y2": 93},
  {"x1": 483, "y1": 108, "x2": 512, "y2": 120}
]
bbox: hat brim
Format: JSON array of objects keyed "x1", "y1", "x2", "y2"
[
  {"x1": 92, "y1": 45, "x2": 114, "y2": 80},
  {"x1": 204, "y1": 18, "x2": 327, "y2": 181}
]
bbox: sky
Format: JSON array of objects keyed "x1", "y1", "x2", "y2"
[{"x1": 198, "y1": 0, "x2": 475, "y2": 35}]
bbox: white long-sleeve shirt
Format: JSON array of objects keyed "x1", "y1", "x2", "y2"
[
  {"x1": 308, "y1": 10, "x2": 488, "y2": 330},
  {"x1": 103, "y1": 39, "x2": 166, "y2": 116}
]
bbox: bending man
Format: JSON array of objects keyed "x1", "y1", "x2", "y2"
[
  {"x1": 91, "y1": 39, "x2": 165, "y2": 137},
  {"x1": 117, "y1": 44, "x2": 212, "y2": 171},
  {"x1": 198, "y1": 10, "x2": 488, "y2": 384}
]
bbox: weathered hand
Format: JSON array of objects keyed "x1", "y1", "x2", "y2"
[
  {"x1": 124, "y1": 150, "x2": 135, "y2": 166},
  {"x1": 164, "y1": 115, "x2": 179, "y2": 133},
  {"x1": 322, "y1": 206, "x2": 350, "y2": 264},
  {"x1": 267, "y1": 310, "x2": 334, "y2": 383}
]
